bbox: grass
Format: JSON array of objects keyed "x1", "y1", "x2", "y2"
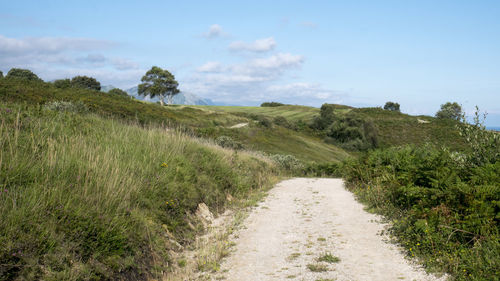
[
  {"x1": 0, "y1": 102, "x2": 277, "y2": 280},
  {"x1": 306, "y1": 263, "x2": 329, "y2": 272},
  {"x1": 192, "y1": 105, "x2": 324, "y2": 123},
  {"x1": 317, "y1": 253, "x2": 340, "y2": 263},
  {"x1": 0, "y1": 79, "x2": 350, "y2": 163}
]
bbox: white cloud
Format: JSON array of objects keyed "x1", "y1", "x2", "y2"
[
  {"x1": 229, "y1": 37, "x2": 276, "y2": 52},
  {"x1": 249, "y1": 53, "x2": 303, "y2": 70},
  {"x1": 196, "y1": 61, "x2": 224, "y2": 73},
  {"x1": 183, "y1": 53, "x2": 340, "y2": 106},
  {"x1": 204, "y1": 24, "x2": 225, "y2": 38},
  {"x1": 0, "y1": 35, "x2": 114, "y2": 55}
]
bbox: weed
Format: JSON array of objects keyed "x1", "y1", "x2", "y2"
[
  {"x1": 307, "y1": 263, "x2": 329, "y2": 272},
  {"x1": 318, "y1": 253, "x2": 340, "y2": 263}
]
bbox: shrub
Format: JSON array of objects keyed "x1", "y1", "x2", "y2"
[
  {"x1": 270, "y1": 154, "x2": 303, "y2": 171},
  {"x1": 311, "y1": 103, "x2": 336, "y2": 130},
  {"x1": 457, "y1": 107, "x2": 500, "y2": 167},
  {"x1": 44, "y1": 100, "x2": 88, "y2": 113},
  {"x1": 108, "y1": 88, "x2": 129, "y2": 97},
  {"x1": 71, "y1": 76, "x2": 101, "y2": 91},
  {"x1": 53, "y1": 78, "x2": 71, "y2": 89},
  {"x1": 327, "y1": 116, "x2": 378, "y2": 150},
  {"x1": 343, "y1": 144, "x2": 499, "y2": 280},
  {"x1": 273, "y1": 116, "x2": 295, "y2": 129},
  {"x1": 261, "y1": 102, "x2": 284, "y2": 107},
  {"x1": 257, "y1": 116, "x2": 272, "y2": 128},
  {"x1": 436, "y1": 102, "x2": 462, "y2": 120},
  {"x1": 383, "y1": 101, "x2": 400, "y2": 112},
  {"x1": 215, "y1": 136, "x2": 243, "y2": 150},
  {"x1": 6, "y1": 68, "x2": 43, "y2": 82}
]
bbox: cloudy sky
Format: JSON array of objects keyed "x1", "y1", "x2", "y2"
[{"x1": 1, "y1": 0, "x2": 499, "y2": 125}]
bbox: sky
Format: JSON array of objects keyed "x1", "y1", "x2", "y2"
[{"x1": 1, "y1": 0, "x2": 499, "y2": 125}]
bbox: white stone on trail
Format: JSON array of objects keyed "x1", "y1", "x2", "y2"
[
  {"x1": 229, "y1": 123, "x2": 248, "y2": 128},
  {"x1": 215, "y1": 178, "x2": 446, "y2": 281}
]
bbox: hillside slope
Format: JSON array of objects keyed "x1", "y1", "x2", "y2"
[
  {"x1": 0, "y1": 79, "x2": 350, "y2": 163},
  {"x1": 0, "y1": 102, "x2": 277, "y2": 280}
]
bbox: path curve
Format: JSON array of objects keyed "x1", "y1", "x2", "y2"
[{"x1": 216, "y1": 178, "x2": 445, "y2": 281}]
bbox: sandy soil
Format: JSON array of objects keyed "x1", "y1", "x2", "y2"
[{"x1": 214, "y1": 178, "x2": 446, "y2": 281}]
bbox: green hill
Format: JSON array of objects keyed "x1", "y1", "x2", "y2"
[{"x1": 0, "y1": 79, "x2": 350, "y2": 163}]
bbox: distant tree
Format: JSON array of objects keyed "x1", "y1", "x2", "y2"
[
  {"x1": 138, "y1": 66, "x2": 179, "y2": 106},
  {"x1": 108, "y1": 88, "x2": 129, "y2": 97},
  {"x1": 53, "y1": 78, "x2": 71, "y2": 89},
  {"x1": 0, "y1": 70, "x2": 3, "y2": 78},
  {"x1": 311, "y1": 103, "x2": 336, "y2": 130},
  {"x1": 70, "y1": 76, "x2": 101, "y2": 91},
  {"x1": 261, "y1": 102, "x2": 285, "y2": 107},
  {"x1": 383, "y1": 101, "x2": 400, "y2": 112},
  {"x1": 6, "y1": 68, "x2": 42, "y2": 82},
  {"x1": 436, "y1": 102, "x2": 462, "y2": 120}
]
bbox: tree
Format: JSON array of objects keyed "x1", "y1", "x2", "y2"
[
  {"x1": 108, "y1": 88, "x2": 129, "y2": 97},
  {"x1": 0, "y1": 70, "x2": 3, "y2": 78},
  {"x1": 138, "y1": 66, "x2": 179, "y2": 106},
  {"x1": 383, "y1": 101, "x2": 400, "y2": 112},
  {"x1": 6, "y1": 68, "x2": 42, "y2": 81},
  {"x1": 53, "y1": 78, "x2": 71, "y2": 89},
  {"x1": 70, "y1": 76, "x2": 101, "y2": 91},
  {"x1": 436, "y1": 102, "x2": 462, "y2": 120}
]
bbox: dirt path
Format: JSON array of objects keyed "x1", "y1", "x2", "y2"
[{"x1": 214, "y1": 178, "x2": 445, "y2": 281}]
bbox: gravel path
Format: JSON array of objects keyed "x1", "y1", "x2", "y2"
[{"x1": 215, "y1": 178, "x2": 445, "y2": 281}]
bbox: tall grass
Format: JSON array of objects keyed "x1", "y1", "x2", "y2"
[{"x1": 0, "y1": 103, "x2": 276, "y2": 280}]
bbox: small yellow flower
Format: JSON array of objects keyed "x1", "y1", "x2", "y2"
[{"x1": 161, "y1": 162, "x2": 168, "y2": 168}]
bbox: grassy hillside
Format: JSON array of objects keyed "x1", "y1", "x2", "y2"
[
  {"x1": 0, "y1": 102, "x2": 278, "y2": 280},
  {"x1": 0, "y1": 79, "x2": 350, "y2": 163},
  {"x1": 192, "y1": 104, "x2": 465, "y2": 152},
  {"x1": 193, "y1": 105, "x2": 323, "y2": 122},
  {"x1": 350, "y1": 107, "x2": 466, "y2": 150}
]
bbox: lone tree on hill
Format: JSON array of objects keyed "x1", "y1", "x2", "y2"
[
  {"x1": 436, "y1": 102, "x2": 462, "y2": 121},
  {"x1": 138, "y1": 66, "x2": 179, "y2": 106},
  {"x1": 71, "y1": 76, "x2": 101, "y2": 91},
  {"x1": 6, "y1": 68, "x2": 42, "y2": 81},
  {"x1": 384, "y1": 101, "x2": 400, "y2": 112}
]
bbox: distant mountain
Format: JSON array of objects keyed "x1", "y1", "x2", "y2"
[{"x1": 125, "y1": 86, "x2": 214, "y2": 106}]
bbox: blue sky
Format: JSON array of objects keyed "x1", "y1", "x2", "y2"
[{"x1": 1, "y1": 0, "x2": 499, "y2": 125}]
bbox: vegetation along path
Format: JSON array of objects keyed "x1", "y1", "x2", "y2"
[{"x1": 214, "y1": 178, "x2": 445, "y2": 281}]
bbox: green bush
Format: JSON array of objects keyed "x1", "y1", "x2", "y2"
[
  {"x1": 5, "y1": 68, "x2": 42, "y2": 82},
  {"x1": 261, "y1": 102, "x2": 285, "y2": 107},
  {"x1": 270, "y1": 154, "x2": 303, "y2": 171},
  {"x1": 53, "y1": 78, "x2": 71, "y2": 89},
  {"x1": 215, "y1": 136, "x2": 243, "y2": 150},
  {"x1": 343, "y1": 143, "x2": 499, "y2": 280}
]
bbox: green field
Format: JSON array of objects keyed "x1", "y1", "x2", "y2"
[{"x1": 192, "y1": 105, "x2": 323, "y2": 122}]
